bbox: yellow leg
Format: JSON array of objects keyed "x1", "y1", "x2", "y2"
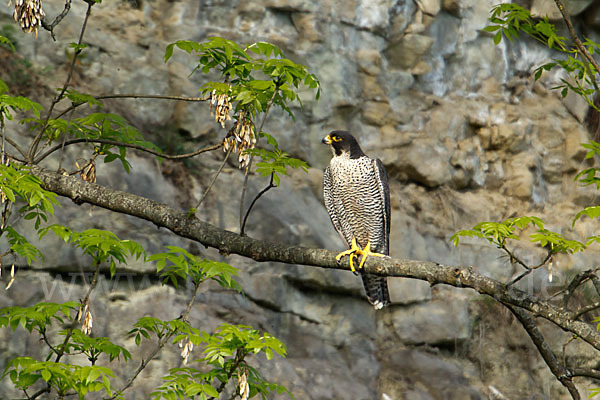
[
  {"x1": 336, "y1": 238, "x2": 361, "y2": 272},
  {"x1": 356, "y1": 241, "x2": 386, "y2": 270},
  {"x1": 335, "y1": 238, "x2": 386, "y2": 273}
]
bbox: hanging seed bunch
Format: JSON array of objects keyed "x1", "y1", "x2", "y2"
[
  {"x1": 79, "y1": 299, "x2": 93, "y2": 335},
  {"x1": 209, "y1": 88, "x2": 232, "y2": 128},
  {"x1": 10, "y1": 0, "x2": 45, "y2": 38},
  {"x1": 223, "y1": 113, "x2": 256, "y2": 169},
  {"x1": 179, "y1": 338, "x2": 193, "y2": 365},
  {"x1": 5, "y1": 264, "x2": 15, "y2": 290},
  {"x1": 75, "y1": 155, "x2": 97, "y2": 184},
  {"x1": 238, "y1": 369, "x2": 249, "y2": 400}
]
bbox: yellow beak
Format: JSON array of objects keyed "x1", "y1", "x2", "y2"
[{"x1": 322, "y1": 135, "x2": 332, "y2": 145}]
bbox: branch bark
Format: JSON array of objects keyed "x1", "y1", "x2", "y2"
[
  {"x1": 29, "y1": 166, "x2": 600, "y2": 353},
  {"x1": 507, "y1": 305, "x2": 580, "y2": 399}
]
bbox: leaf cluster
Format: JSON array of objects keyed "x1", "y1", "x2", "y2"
[
  {"x1": 39, "y1": 225, "x2": 145, "y2": 276},
  {"x1": 0, "y1": 163, "x2": 59, "y2": 228},
  {"x1": 0, "y1": 301, "x2": 79, "y2": 334},
  {"x1": 165, "y1": 37, "x2": 320, "y2": 120},
  {"x1": 0, "y1": 81, "x2": 43, "y2": 119},
  {"x1": 149, "y1": 246, "x2": 241, "y2": 291},
  {"x1": 451, "y1": 215, "x2": 585, "y2": 255},
  {"x1": 246, "y1": 132, "x2": 308, "y2": 186},
  {"x1": 152, "y1": 323, "x2": 289, "y2": 400},
  {"x1": 37, "y1": 112, "x2": 161, "y2": 171},
  {"x1": 485, "y1": 3, "x2": 599, "y2": 106},
  {"x1": 2, "y1": 357, "x2": 115, "y2": 399}
]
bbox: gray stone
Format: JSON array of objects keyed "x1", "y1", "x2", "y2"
[
  {"x1": 355, "y1": 0, "x2": 393, "y2": 33},
  {"x1": 388, "y1": 278, "x2": 432, "y2": 304},
  {"x1": 391, "y1": 299, "x2": 471, "y2": 345},
  {"x1": 416, "y1": 0, "x2": 441, "y2": 16},
  {"x1": 385, "y1": 34, "x2": 434, "y2": 70},
  {"x1": 383, "y1": 139, "x2": 451, "y2": 187},
  {"x1": 531, "y1": 0, "x2": 594, "y2": 19}
]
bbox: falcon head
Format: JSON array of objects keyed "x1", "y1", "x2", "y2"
[{"x1": 322, "y1": 130, "x2": 365, "y2": 159}]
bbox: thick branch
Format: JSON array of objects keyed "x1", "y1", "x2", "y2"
[
  {"x1": 507, "y1": 305, "x2": 579, "y2": 399},
  {"x1": 31, "y1": 166, "x2": 600, "y2": 352}
]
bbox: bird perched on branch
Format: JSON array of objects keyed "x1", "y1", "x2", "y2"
[{"x1": 322, "y1": 130, "x2": 391, "y2": 309}]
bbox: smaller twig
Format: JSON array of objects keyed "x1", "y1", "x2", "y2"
[
  {"x1": 572, "y1": 301, "x2": 600, "y2": 320},
  {"x1": 553, "y1": 0, "x2": 600, "y2": 92},
  {"x1": 35, "y1": 139, "x2": 222, "y2": 164},
  {"x1": 506, "y1": 247, "x2": 552, "y2": 286},
  {"x1": 1, "y1": 113, "x2": 5, "y2": 165},
  {"x1": 589, "y1": 272, "x2": 600, "y2": 297},
  {"x1": 53, "y1": 94, "x2": 210, "y2": 122},
  {"x1": 28, "y1": 386, "x2": 49, "y2": 400},
  {"x1": 562, "y1": 335, "x2": 577, "y2": 367},
  {"x1": 562, "y1": 270, "x2": 596, "y2": 308},
  {"x1": 570, "y1": 368, "x2": 600, "y2": 380},
  {"x1": 108, "y1": 282, "x2": 201, "y2": 400},
  {"x1": 57, "y1": 108, "x2": 76, "y2": 172},
  {"x1": 28, "y1": 1, "x2": 94, "y2": 162},
  {"x1": 3, "y1": 136, "x2": 27, "y2": 160},
  {"x1": 40, "y1": 0, "x2": 72, "y2": 41},
  {"x1": 240, "y1": 173, "x2": 276, "y2": 236},
  {"x1": 208, "y1": 348, "x2": 247, "y2": 400},
  {"x1": 238, "y1": 86, "x2": 279, "y2": 231},
  {"x1": 41, "y1": 330, "x2": 60, "y2": 356},
  {"x1": 194, "y1": 147, "x2": 232, "y2": 210},
  {"x1": 30, "y1": 263, "x2": 101, "y2": 400}
]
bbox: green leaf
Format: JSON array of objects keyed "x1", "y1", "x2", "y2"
[
  {"x1": 493, "y1": 31, "x2": 502, "y2": 45},
  {"x1": 164, "y1": 43, "x2": 175, "y2": 62},
  {"x1": 0, "y1": 35, "x2": 16, "y2": 53}
]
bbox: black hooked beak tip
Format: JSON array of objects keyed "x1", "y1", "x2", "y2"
[{"x1": 322, "y1": 135, "x2": 332, "y2": 145}]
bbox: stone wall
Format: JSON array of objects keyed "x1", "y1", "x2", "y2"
[{"x1": 1, "y1": 0, "x2": 600, "y2": 398}]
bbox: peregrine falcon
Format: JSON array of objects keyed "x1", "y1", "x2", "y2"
[{"x1": 322, "y1": 130, "x2": 391, "y2": 309}]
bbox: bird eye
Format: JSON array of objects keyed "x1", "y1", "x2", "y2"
[{"x1": 332, "y1": 136, "x2": 342, "y2": 142}]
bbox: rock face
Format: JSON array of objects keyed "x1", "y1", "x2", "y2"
[{"x1": 1, "y1": 0, "x2": 600, "y2": 399}]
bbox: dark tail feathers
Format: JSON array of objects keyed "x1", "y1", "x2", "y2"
[{"x1": 361, "y1": 272, "x2": 390, "y2": 310}]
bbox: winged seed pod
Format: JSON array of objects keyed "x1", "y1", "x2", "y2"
[
  {"x1": 209, "y1": 89, "x2": 232, "y2": 128},
  {"x1": 10, "y1": 0, "x2": 45, "y2": 38},
  {"x1": 5, "y1": 264, "x2": 15, "y2": 290},
  {"x1": 238, "y1": 370, "x2": 249, "y2": 400},
  {"x1": 75, "y1": 158, "x2": 97, "y2": 183},
  {"x1": 223, "y1": 114, "x2": 255, "y2": 169},
  {"x1": 180, "y1": 338, "x2": 193, "y2": 365},
  {"x1": 80, "y1": 300, "x2": 93, "y2": 335}
]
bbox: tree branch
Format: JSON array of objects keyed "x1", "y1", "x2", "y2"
[
  {"x1": 240, "y1": 172, "x2": 276, "y2": 235},
  {"x1": 563, "y1": 270, "x2": 597, "y2": 308},
  {"x1": 239, "y1": 88, "x2": 278, "y2": 231},
  {"x1": 34, "y1": 138, "x2": 222, "y2": 164},
  {"x1": 28, "y1": 1, "x2": 94, "y2": 161},
  {"x1": 507, "y1": 305, "x2": 580, "y2": 399},
  {"x1": 40, "y1": 0, "x2": 72, "y2": 41},
  {"x1": 29, "y1": 166, "x2": 600, "y2": 352},
  {"x1": 573, "y1": 301, "x2": 600, "y2": 320},
  {"x1": 553, "y1": 0, "x2": 600, "y2": 91},
  {"x1": 570, "y1": 368, "x2": 600, "y2": 380},
  {"x1": 107, "y1": 282, "x2": 201, "y2": 399},
  {"x1": 53, "y1": 94, "x2": 210, "y2": 122},
  {"x1": 194, "y1": 146, "x2": 232, "y2": 211}
]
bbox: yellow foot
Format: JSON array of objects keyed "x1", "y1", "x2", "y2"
[{"x1": 335, "y1": 238, "x2": 386, "y2": 273}]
